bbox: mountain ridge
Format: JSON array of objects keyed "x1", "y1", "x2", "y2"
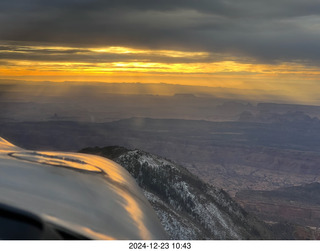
[{"x1": 80, "y1": 145, "x2": 274, "y2": 240}]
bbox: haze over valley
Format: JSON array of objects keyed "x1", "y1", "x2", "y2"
[{"x1": 2, "y1": 82, "x2": 320, "y2": 235}]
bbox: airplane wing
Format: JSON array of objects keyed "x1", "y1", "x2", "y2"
[{"x1": 0, "y1": 137, "x2": 167, "y2": 240}]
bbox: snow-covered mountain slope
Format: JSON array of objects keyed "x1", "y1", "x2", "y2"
[
  {"x1": 80, "y1": 146, "x2": 275, "y2": 240},
  {"x1": 0, "y1": 137, "x2": 167, "y2": 240}
]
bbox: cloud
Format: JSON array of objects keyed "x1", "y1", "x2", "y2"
[
  {"x1": 1, "y1": 0, "x2": 320, "y2": 64},
  {"x1": 0, "y1": 41, "x2": 238, "y2": 66}
]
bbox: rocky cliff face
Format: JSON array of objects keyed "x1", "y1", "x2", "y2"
[{"x1": 80, "y1": 146, "x2": 274, "y2": 240}]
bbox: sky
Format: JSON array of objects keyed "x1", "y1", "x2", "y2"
[{"x1": 1, "y1": 0, "x2": 320, "y2": 104}]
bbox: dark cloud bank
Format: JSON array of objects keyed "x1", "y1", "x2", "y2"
[{"x1": 1, "y1": 0, "x2": 320, "y2": 64}]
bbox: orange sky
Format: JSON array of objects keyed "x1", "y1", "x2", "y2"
[
  {"x1": 1, "y1": 42, "x2": 320, "y2": 104},
  {"x1": 1, "y1": 44, "x2": 319, "y2": 84},
  {"x1": 2, "y1": 1, "x2": 320, "y2": 105}
]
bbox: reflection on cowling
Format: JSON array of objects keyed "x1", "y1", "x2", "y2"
[
  {"x1": 0, "y1": 137, "x2": 167, "y2": 240},
  {"x1": 9, "y1": 151, "x2": 104, "y2": 173},
  {"x1": 0, "y1": 138, "x2": 21, "y2": 153}
]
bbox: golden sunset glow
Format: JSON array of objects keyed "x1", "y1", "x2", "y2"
[
  {"x1": 1, "y1": 44, "x2": 320, "y2": 86},
  {"x1": 90, "y1": 46, "x2": 209, "y2": 58},
  {"x1": 1, "y1": 41, "x2": 320, "y2": 105},
  {"x1": 0, "y1": 0, "x2": 320, "y2": 106}
]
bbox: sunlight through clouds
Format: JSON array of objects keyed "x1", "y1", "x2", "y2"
[{"x1": 2, "y1": 43, "x2": 320, "y2": 80}]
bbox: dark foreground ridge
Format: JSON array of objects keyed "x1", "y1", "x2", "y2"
[{"x1": 80, "y1": 146, "x2": 275, "y2": 240}]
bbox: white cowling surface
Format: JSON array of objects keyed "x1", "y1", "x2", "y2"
[{"x1": 0, "y1": 137, "x2": 167, "y2": 240}]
